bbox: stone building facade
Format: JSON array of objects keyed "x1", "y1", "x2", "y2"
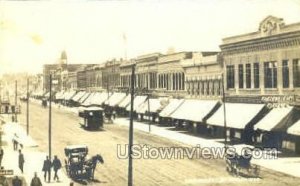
[
  {"x1": 102, "y1": 59, "x2": 121, "y2": 92},
  {"x1": 135, "y1": 53, "x2": 161, "y2": 92},
  {"x1": 220, "y1": 16, "x2": 300, "y2": 101},
  {"x1": 182, "y1": 52, "x2": 223, "y2": 99},
  {"x1": 156, "y1": 52, "x2": 191, "y2": 97}
]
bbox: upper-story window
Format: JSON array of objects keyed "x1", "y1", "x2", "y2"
[
  {"x1": 226, "y1": 65, "x2": 235, "y2": 89},
  {"x1": 238, "y1": 64, "x2": 244, "y2": 89},
  {"x1": 253, "y1": 63, "x2": 260, "y2": 88},
  {"x1": 264, "y1": 61, "x2": 277, "y2": 88},
  {"x1": 282, "y1": 60, "x2": 289, "y2": 88},
  {"x1": 246, "y1": 64, "x2": 251, "y2": 88},
  {"x1": 293, "y1": 59, "x2": 300, "y2": 88}
]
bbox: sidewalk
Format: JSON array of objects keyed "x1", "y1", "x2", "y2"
[
  {"x1": 1, "y1": 121, "x2": 70, "y2": 185},
  {"x1": 115, "y1": 117, "x2": 300, "y2": 178}
]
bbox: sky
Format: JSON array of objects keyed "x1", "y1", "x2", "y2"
[{"x1": 0, "y1": 0, "x2": 300, "y2": 75}]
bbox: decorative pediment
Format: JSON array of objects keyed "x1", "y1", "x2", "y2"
[{"x1": 259, "y1": 16, "x2": 285, "y2": 36}]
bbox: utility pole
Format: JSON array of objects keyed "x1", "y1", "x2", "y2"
[
  {"x1": 147, "y1": 91, "x2": 151, "y2": 132},
  {"x1": 15, "y1": 80, "x2": 18, "y2": 122},
  {"x1": 48, "y1": 74, "x2": 52, "y2": 183},
  {"x1": 221, "y1": 74, "x2": 227, "y2": 150},
  {"x1": 128, "y1": 64, "x2": 135, "y2": 186},
  {"x1": 26, "y1": 78, "x2": 29, "y2": 135}
]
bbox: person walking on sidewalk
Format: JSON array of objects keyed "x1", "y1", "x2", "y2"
[
  {"x1": 12, "y1": 175, "x2": 22, "y2": 186},
  {"x1": 18, "y1": 150, "x2": 25, "y2": 173},
  {"x1": 52, "y1": 155, "x2": 62, "y2": 182},
  {"x1": 30, "y1": 172, "x2": 42, "y2": 186},
  {"x1": 42, "y1": 156, "x2": 51, "y2": 182},
  {"x1": 13, "y1": 134, "x2": 19, "y2": 151},
  {"x1": 0, "y1": 148, "x2": 4, "y2": 166}
]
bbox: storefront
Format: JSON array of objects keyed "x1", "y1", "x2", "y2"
[
  {"x1": 206, "y1": 103, "x2": 266, "y2": 144},
  {"x1": 170, "y1": 99, "x2": 220, "y2": 132},
  {"x1": 158, "y1": 99, "x2": 185, "y2": 125},
  {"x1": 254, "y1": 106, "x2": 295, "y2": 149}
]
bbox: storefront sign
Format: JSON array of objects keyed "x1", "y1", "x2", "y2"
[
  {"x1": 261, "y1": 96, "x2": 294, "y2": 103},
  {"x1": 0, "y1": 105, "x2": 21, "y2": 114},
  {"x1": 0, "y1": 169, "x2": 13, "y2": 176}
]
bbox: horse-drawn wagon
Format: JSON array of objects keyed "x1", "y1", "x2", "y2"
[
  {"x1": 64, "y1": 145, "x2": 104, "y2": 180},
  {"x1": 225, "y1": 144, "x2": 260, "y2": 177}
]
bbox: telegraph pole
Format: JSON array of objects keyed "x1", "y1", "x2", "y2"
[
  {"x1": 128, "y1": 64, "x2": 135, "y2": 186},
  {"x1": 48, "y1": 74, "x2": 52, "y2": 182},
  {"x1": 221, "y1": 74, "x2": 227, "y2": 150},
  {"x1": 147, "y1": 92, "x2": 151, "y2": 132},
  {"x1": 26, "y1": 78, "x2": 29, "y2": 135},
  {"x1": 15, "y1": 80, "x2": 18, "y2": 122}
]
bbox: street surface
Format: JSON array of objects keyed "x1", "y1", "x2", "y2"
[{"x1": 17, "y1": 101, "x2": 300, "y2": 186}]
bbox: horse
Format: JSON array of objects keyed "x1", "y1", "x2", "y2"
[{"x1": 84, "y1": 154, "x2": 104, "y2": 180}]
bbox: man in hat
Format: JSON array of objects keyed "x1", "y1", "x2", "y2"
[
  {"x1": 30, "y1": 172, "x2": 42, "y2": 186},
  {"x1": 18, "y1": 150, "x2": 25, "y2": 173}
]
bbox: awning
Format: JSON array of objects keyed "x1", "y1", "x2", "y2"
[
  {"x1": 44, "y1": 92, "x2": 50, "y2": 98},
  {"x1": 254, "y1": 106, "x2": 293, "y2": 131},
  {"x1": 89, "y1": 92, "x2": 110, "y2": 105},
  {"x1": 104, "y1": 92, "x2": 127, "y2": 107},
  {"x1": 170, "y1": 99, "x2": 219, "y2": 122},
  {"x1": 126, "y1": 96, "x2": 147, "y2": 111},
  {"x1": 136, "y1": 98, "x2": 168, "y2": 114},
  {"x1": 159, "y1": 99, "x2": 185, "y2": 118},
  {"x1": 63, "y1": 91, "x2": 77, "y2": 100},
  {"x1": 118, "y1": 95, "x2": 131, "y2": 108},
  {"x1": 82, "y1": 92, "x2": 96, "y2": 105},
  {"x1": 207, "y1": 103, "x2": 265, "y2": 129},
  {"x1": 78, "y1": 92, "x2": 91, "y2": 103},
  {"x1": 287, "y1": 120, "x2": 300, "y2": 136},
  {"x1": 55, "y1": 91, "x2": 65, "y2": 100},
  {"x1": 71, "y1": 91, "x2": 86, "y2": 102}
]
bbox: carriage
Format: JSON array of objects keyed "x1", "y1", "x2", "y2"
[
  {"x1": 64, "y1": 145, "x2": 104, "y2": 180},
  {"x1": 225, "y1": 144, "x2": 260, "y2": 177}
]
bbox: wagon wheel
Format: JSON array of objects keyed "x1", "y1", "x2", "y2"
[
  {"x1": 64, "y1": 159, "x2": 70, "y2": 176},
  {"x1": 234, "y1": 164, "x2": 240, "y2": 177},
  {"x1": 253, "y1": 165, "x2": 260, "y2": 177}
]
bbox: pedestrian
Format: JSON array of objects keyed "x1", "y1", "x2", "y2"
[
  {"x1": 0, "y1": 148, "x2": 4, "y2": 166},
  {"x1": 12, "y1": 175, "x2": 22, "y2": 186},
  {"x1": 18, "y1": 150, "x2": 25, "y2": 173},
  {"x1": 52, "y1": 155, "x2": 62, "y2": 182},
  {"x1": 0, "y1": 176, "x2": 9, "y2": 186},
  {"x1": 13, "y1": 134, "x2": 19, "y2": 151},
  {"x1": 42, "y1": 156, "x2": 51, "y2": 182},
  {"x1": 30, "y1": 172, "x2": 42, "y2": 186},
  {"x1": 112, "y1": 110, "x2": 116, "y2": 120}
]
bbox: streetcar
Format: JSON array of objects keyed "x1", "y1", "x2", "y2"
[{"x1": 78, "y1": 106, "x2": 104, "y2": 130}]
